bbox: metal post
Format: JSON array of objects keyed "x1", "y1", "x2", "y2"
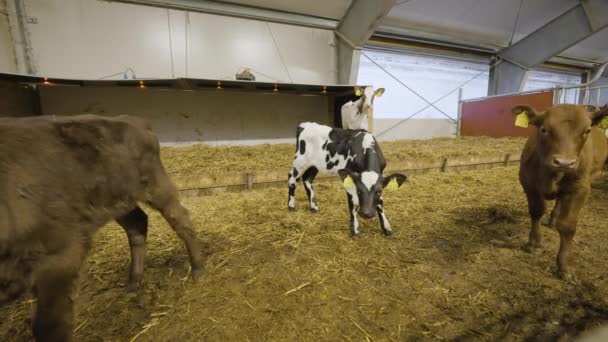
[
  {"x1": 456, "y1": 88, "x2": 463, "y2": 137},
  {"x1": 598, "y1": 88, "x2": 602, "y2": 106},
  {"x1": 553, "y1": 86, "x2": 560, "y2": 105},
  {"x1": 6, "y1": 0, "x2": 37, "y2": 74}
]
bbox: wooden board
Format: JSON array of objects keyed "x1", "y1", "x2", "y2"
[{"x1": 173, "y1": 154, "x2": 521, "y2": 195}]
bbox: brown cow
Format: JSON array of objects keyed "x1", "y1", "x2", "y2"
[
  {"x1": 513, "y1": 104, "x2": 608, "y2": 279},
  {"x1": 0, "y1": 114, "x2": 204, "y2": 341}
]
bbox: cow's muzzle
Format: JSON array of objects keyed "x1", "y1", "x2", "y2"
[
  {"x1": 359, "y1": 209, "x2": 375, "y2": 219},
  {"x1": 551, "y1": 157, "x2": 578, "y2": 171}
]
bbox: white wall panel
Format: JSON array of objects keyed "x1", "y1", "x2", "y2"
[
  {"x1": 186, "y1": 12, "x2": 336, "y2": 83},
  {"x1": 373, "y1": 118, "x2": 456, "y2": 141},
  {"x1": 357, "y1": 49, "x2": 488, "y2": 140},
  {"x1": 168, "y1": 9, "x2": 187, "y2": 77},
  {"x1": 15, "y1": 0, "x2": 336, "y2": 83},
  {"x1": 0, "y1": 1, "x2": 17, "y2": 72},
  {"x1": 358, "y1": 50, "x2": 489, "y2": 120},
  {"x1": 24, "y1": 0, "x2": 175, "y2": 79}
]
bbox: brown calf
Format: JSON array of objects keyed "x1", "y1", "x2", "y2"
[
  {"x1": 0, "y1": 114, "x2": 204, "y2": 341},
  {"x1": 513, "y1": 104, "x2": 608, "y2": 279}
]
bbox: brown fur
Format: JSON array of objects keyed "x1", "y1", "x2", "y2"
[
  {"x1": 513, "y1": 104, "x2": 608, "y2": 279},
  {"x1": 0, "y1": 114, "x2": 203, "y2": 341}
]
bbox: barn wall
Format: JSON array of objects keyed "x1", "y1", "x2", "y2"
[
  {"x1": 357, "y1": 49, "x2": 489, "y2": 140},
  {"x1": 0, "y1": 1, "x2": 17, "y2": 72},
  {"x1": 373, "y1": 118, "x2": 456, "y2": 140},
  {"x1": 0, "y1": 81, "x2": 40, "y2": 116},
  {"x1": 19, "y1": 0, "x2": 337, "y2": 84},
  {"x1": 38, "y1": 85, "x2": 331, "y2": 145}
]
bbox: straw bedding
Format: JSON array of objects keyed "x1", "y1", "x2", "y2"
[
  {"x1": 160, "y1": 137, "x2": 526, "y2": 177},
  {"x1": 1, "y1": 138, "x2": 608, "y2": 341}
]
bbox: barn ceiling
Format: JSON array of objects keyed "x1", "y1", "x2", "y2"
[
  {"x1": 212, "y1": 0, "x2": 607, "y2": 65},
  {"x1": 379, "y1": 0, "x2": 608, "y2": 64},
  {"x1": 214, "y1": 0, "x2": 353, "y2": 20}
]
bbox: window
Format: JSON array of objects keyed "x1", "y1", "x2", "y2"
[
  {"x1": 524, "y1": 69, "x2": 582, "y2": 104},
  {"x1": 357, "y1": 49, "x2": 490, "y2": 120}
]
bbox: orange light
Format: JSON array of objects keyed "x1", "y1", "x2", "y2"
[
  {"x1": 43, "y1": 77, "x2": 50, "y2": 85},
  {"x1": 321, "y1": 85, "x2": 327, "y2": 94},
  {"x1": 273, "y1": 84, "x2": 278, "y2": 92},
  {"x1": 139, "y1": 80, "x2": 145, "y2": 88},
  {"x1": 217, "y1": 81, "x2": 222, "y2": 89}
]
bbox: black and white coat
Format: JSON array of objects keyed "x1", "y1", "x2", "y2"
[{"x1": 287, "y1": 122, "x2": 406, "y2": 236}]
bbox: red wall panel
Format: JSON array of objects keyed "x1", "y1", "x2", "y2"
[{"x1": 460, "y1": 90, "x2": 554, "y2": 137}]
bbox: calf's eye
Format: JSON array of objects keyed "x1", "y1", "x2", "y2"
[{"x1": 540, "y1": 127, "x2": 548, "y2": 135}]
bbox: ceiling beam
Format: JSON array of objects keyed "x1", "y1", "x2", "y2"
[
  {"x1": 106, "y1": 0, "x2": 338, "y2": 29},
  {"x1": 335, "y1": 0, "x2": 396, "y2": 84},
  {"x1": 490, "y1": 0, "x2": 608, "y2": 95},
  {"x1": 499, "y1": 1, "x2": 608, "y2": 69}
]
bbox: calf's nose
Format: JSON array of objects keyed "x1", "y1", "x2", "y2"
[
  {"x1": 359, "y1": 209, "x2": 375, "y2": 219},
  {"x1": 552, "y1": 158, "x2": 577, "y2": 169}
]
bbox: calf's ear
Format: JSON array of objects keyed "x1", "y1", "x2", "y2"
[
  {"x1": 55, "y1": 121, "x2": 104, "y2": 147},
  {"x1": 354, "y1": 86, "x2": 364, "y2": 96},
  {"x1": 512, "y1": 105, "x2": 543, "y2": 126},
  {"x1": 338, "y1": 169, "x2": 358, "y2": 190},
  {"x1": 375, "y1": 88, "x2": 385, "y2": 97},
  {"x1": 382, "y1": 173, "x2": 407, "y2": 190},
  {"x1": 589, "y1": 104, "x2": 608, "y2": 126},
  {"x1": 584, "y1": 105, "x2": 599, "y2": 112}
]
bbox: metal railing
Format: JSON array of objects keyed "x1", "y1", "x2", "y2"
[
  {"x1": 553, "y1": 84, "x2": 607, "y2": 106},
  {"x1": 460, "y1": 84, "x2": 607, "y2": 106},
  {"x1": 456, "y1": 83, "x2": 608, "y2": 137}
]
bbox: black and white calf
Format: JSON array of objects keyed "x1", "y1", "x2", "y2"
[{"x1": 287, "y1": 122, "x2": 407, "y2": 236}]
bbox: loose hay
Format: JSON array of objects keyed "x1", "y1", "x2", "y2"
[
  {"x1": 2, "y1": 139, "x2": 608, "y2": 341},
  {"x1": 160, "y1": 136, "x2": 526, "y2": 177}
]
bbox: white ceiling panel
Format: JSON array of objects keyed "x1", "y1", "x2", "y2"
[
  {"x1": 381, "y1": 0, "x2": 576, "y2": 48},
  {"x1": 214, "y1": 0, "x2": 352, "y2": 20},
  {"x1": 561, "y1": 28, "x2": 608, "y2": 63}
]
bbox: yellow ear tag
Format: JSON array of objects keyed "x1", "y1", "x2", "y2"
[
  {"x1": 599, "y1": 116, "x2": 608, "y2": 130},
  {"x1": 514, "y1": 111, "x2": 529, "y2": 128},
  {"x1": 385, "y1": 177, "x2": 399, "y2": 191},
  {"x1": 343, "y1": 176, "x2": 355, "y2": 189}
]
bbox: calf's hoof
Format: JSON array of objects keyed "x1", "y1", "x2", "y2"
[
  {"x1": 126, "y1": 280, "x2": 143, "y2": 293},
  {"x1": 124, "y1": 290, "x2": 144, "y2": 306},
  {"x1": 556, "y1": 270, "x2": 578, "y2": 284},
  {"x1": 383, "y1": 229, "x2": 393, "y2": 237},
  {"x1": 191, "y1": 267, "x2": 205, "y2": 281},
  {"x1": 288, "y1": 206, "x2": 296, "y2": 211},
  {"x1": 310, "y1": 207, "x2": 319, "y2": 213},
  {"x1": 523, "y1": 243, "x2": 542, "y2": 254}
]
